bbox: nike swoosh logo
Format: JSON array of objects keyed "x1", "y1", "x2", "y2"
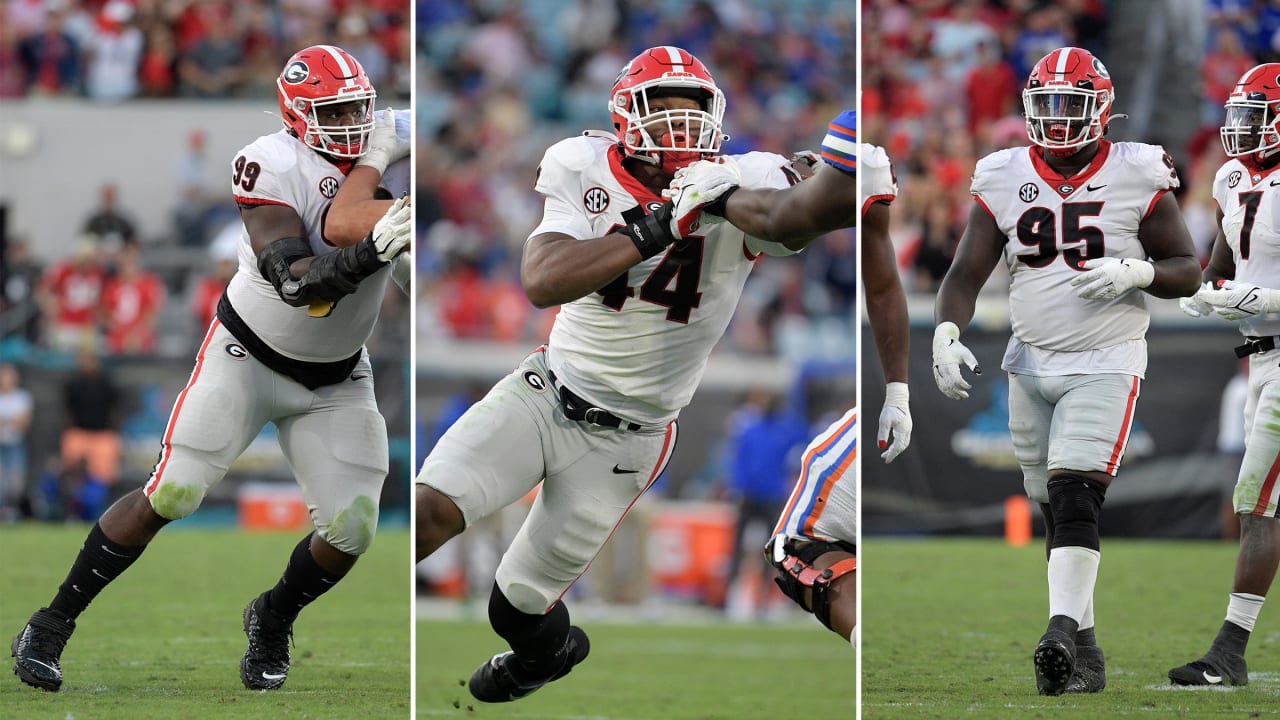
[
  {"x1": 1271, "y1": 180, "x2": 1280, "y2": 186},
  {"x1": 91, "y1": 568, "x2": 110, "y2": 581},
  {"x1": 1086, "y1": 183, "x2": 1107, "y2": 192},
  {"x1": 261, "y1": 671, "x2": 287, "y2": 680},
  {"x1": 1203, "y1": 671, "x2": 1223, "y2": 684},
  {"x1": 100, "y1": 544, "x2": 130, "y2": 558},
  {"x1": 612, "y1": 464, "x2": 640, "y2": 474},
  {"x1": 25, "y1": 658, "x2": 60, "y2": 676},
  {"x1": 350, "y1": 374, "x2": 370, "y2": 381}
]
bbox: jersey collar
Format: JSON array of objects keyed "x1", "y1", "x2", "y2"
[
  {"x1": 608, "y1": 144, "x2": 662, "y2": 205},
  {"x1": 1029, "y1": 140, "x2": 1112, "y2": 198}
]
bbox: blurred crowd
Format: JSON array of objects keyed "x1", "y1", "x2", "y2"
[
  {"x1": 862, "y1": 0, "x2": 1280, "y2": 295},
  {"x1": 1, "y1": 0, "x2": 410, "y2": 100},
  {"x1": 415, "y1": 0, "x2": 857, "y2": 360}
]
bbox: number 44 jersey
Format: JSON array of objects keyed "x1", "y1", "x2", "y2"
[
  {"x1": 531, "y1": 134, "x2": 796, "y2": 426},
  {"x1": 972, "y1": 140, "x2": 1178, "y2": 372}
]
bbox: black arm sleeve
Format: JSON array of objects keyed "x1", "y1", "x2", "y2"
[
  {"x1": 257, "y1": 236, "x2": 314, "y2": 299},
  {"x1": 276, "y1": 237, "x2": 385, "y2": 307}
]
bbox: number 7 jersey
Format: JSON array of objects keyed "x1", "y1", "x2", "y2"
[
  {"x1": 972, "y1": 140, "x2": 1178, "y2": 359},
  {"x1": 1213, "y1": 157, "x2": 1280, "y2": 339},
  {"x1": 531, "y1": 134, "x2": 796, "y2": 425}
]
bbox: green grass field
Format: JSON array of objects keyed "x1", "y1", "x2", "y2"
[
  {"x1": 863, "y1": 538, "x2": 1280, "y2": 719},
  {"x1": 415, "y1": 618, "x2": 853, "y2": 719},
  {"x1": 0, "y1": 523, "x2": 410, "y2": 720}
]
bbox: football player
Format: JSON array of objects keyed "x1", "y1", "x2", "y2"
[
  {"x1": 1172, "y1": 63, "x2": 1280, "y2": 687},
  {"x1": 414, "y1": 46, "x2": 818, "y2": 703},
  {"x1": 664, "y1": 112, "x2": 910, "y2": 644},
  {"x1": 932, "y1": 47, "x2": 1199, "y2": 695},
  {"x1": 11, "y1": 45, "x2": 411, "y2": 693}
]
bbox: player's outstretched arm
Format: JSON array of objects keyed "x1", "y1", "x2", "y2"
[
  {"x1": 863, "y1": 200, "x2": 911, "y2": 461},
  {"x1": 1134, "y1": 192, "x2": 1201, "y2": 299},
  {"x1": 718, "y1": 165, "x2": 857, "y2": 249}
]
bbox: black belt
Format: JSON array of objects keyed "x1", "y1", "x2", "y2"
[
  {"x1": 547, "y1": 371, "x2": 642, "y2": 431},
  {"x1": 1235, "y1": 335, "x2": 1279, "y2": 358}
]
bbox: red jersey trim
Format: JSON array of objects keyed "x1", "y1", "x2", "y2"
[
  {"x1": 1028, "y1": 141, "x2": 1112, "y2": 198},
  {"x1": 973, "y1": 195, "x2": 995, "y2": 219},
  {"x1": 608, "y1": 145, "x2": 662, "y2": 205},
  {"x1": 234, "y1": 196, "x2": 290, "y2": 208},
  {"x1": 1142, "y1": 189, "x2": 1169, "y2": 220},
  {"x1": 861, "y1": 194, "x2": 895, "y2": 217}
]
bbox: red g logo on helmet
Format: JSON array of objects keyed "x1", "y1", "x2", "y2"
[{"x1": 276, "y1": 45, "x2": 376, "y2": 160}]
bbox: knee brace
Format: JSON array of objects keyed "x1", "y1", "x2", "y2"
[
  {"x1": 767, "y1": 537, "x2": 857, "y2": 631},
  {"x1": 1046, "y1": 474, "x2": 1106, "y2": 551}
]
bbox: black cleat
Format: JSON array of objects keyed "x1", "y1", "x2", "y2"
[
  {"x1": 1064, "y1": 644, "x2": 1106, "y2": 693},
  {"x1": 1034, "y1": 628, "x2": 1077, "y2": 696},
  {"x1": 240, "y1": 591, "x2": 293, "y2": 691},
  {"x1": 468, "y1": 625, "x2": 590, "y2": 703},
  {"x1": 1168, "y1": 650, "x2": 1248, "y2": 687},
  {"x1": 11, "y1": 608, "x2": 75, "y2": 692}
]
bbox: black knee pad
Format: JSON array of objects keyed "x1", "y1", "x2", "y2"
[{"x1": 1046, "y1": 474, "x2": 1106, "y2": 551}]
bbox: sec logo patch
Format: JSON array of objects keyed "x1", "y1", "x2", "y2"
[
  {"x1": 1019, "y1": 183, "x2": 1039, "y2": 203},
  {"x1": 319, "y1": 177, "x2": 340, "y2": 198},
  {"x1": 1228, "y1": 170, "x2": 1242, "y2": 188},
  {"x1": 584, "y1": 187, "x2": 610, "y2": 214}
]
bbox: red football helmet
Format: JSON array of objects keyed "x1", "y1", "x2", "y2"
[
  {"x1": 1221, "y1": 64, "x2": 1280, "y2": 169},
  {"x1": 610, "y1": 46, "x2": 727, "y2": 175},
  {"x1": 1022, "y1": 47, "x2": 1114, "y2": 156},
  {"x1": 276, "y1": 45, "x2": 376, "y2": 159}
]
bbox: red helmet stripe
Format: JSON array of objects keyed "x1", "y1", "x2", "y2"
[
  {"x1": 1053, "y1": 48, "x2": 1071, "y2": 76},
  {"x1": 319, "y1": 44, "x2": 357, "y2": 86},
  {"x1": 662, "y1": 45, "x2": 684, "y2": 73}
]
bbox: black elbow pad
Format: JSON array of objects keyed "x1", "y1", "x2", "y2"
[
  {"x1": 281, "y1": 237, "x2": 385, "y2": 306},
  {"x1": 258, "y1": 237, "x2": 314, "y2": 305}
]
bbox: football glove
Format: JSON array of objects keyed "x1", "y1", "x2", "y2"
[
  {"x1": 878, "y1": 382, "x2": 912, "y2": 463},
  {"x1": 355, "y1": 108, "x2": 411, "y2": 176},
  {"x1": 1198, "y1": 279, "x2": 1280, "y2": 321},
  {"x1": 371, "y1": 195, "x2": 412, "y2": 263},
  {"x1": 621, "y1": 201, "x2": 681, "y2": 260},
  {"x1": 1069, "y1": 257, "x2": 1155, "y2": 301},
  {"x1": 663, "y1": 157, "x2": 741, "y2": 236},
  {"x1": 1179, "y1": 282, "x2": 1215, "y2": 318},
  {"x1": 932, "y1": 322, "x2": 981, "y2": 400}
]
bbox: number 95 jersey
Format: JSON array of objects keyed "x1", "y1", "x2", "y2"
[
  {"x1": 972, "y1": 140, "x2": 1178, "y2": 356},
  {"x1": 531, "y1": 134, "x2": 795, "y2": 426}
]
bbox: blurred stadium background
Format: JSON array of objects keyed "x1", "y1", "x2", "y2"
[
  {"x1": 414, "y1": 0, "x2": 855, "y2": 629},
  {"x1": 861, "y1": 0, "x2": 1270, "y2": 540},
  {"x1": 0, "y1": 1, "x2": 412, "y2": 548}
]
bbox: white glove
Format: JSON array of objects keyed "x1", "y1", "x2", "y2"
[
  {"x1": 371, "y1": 195, "x2": 412, "y2": 263},
  {"x1": 1069, "y1": 257, "x2": 1155, "y2": 300},
  {"x1": 878, "y1": 382, "x2": 912, "y2": 463},
  {"x1": 1179, "y1": 282, "x2": 1215, "y2": 318},
  {"x1": 1198, "y1": 279, "x2": 1280, "y2": 320},
  {"x1": 662, "y1": 157, "x2": 741, "y2": 236},
  {"x1": 932, "y1": 322, "x2": 981, "y2": 400},
  {"x1": 356, "y1": 108, "x2": 411, "y2": 176}
]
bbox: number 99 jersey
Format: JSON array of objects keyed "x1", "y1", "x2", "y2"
[{"x1": 972, "y1": 140, "x2": 1177, "y2": 357}]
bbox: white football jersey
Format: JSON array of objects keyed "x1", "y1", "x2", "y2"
[
  {"x1": 532, "y1": 134, "x2": 795, "y2": 424},
  {"x1": 227, "y1": 130, "x2": 390, "y2": 362},
  {"x1": 859, "y1": 143, "x2": 897, "y2": 215},
  {"x1": 972, "y1": 141, "x2": 1178, "y2": 375},
  {"x1": 1213, "y1": 158, "x2": 1280, "y2": 337},
  {"x1": 381, "y1": 108, "x2": 411, "y2": 199}
]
